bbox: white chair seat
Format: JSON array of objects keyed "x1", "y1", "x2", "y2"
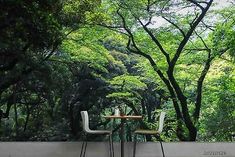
[
  {"x1": 80, "y1": 111, "x2": 114, "y2": 157},
  {"x1": 133, "y1": 111, "x2": 166, "y2": 157}
]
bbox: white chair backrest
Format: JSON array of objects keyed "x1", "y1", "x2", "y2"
[
  {"x1": 81, "y1": 111, "x2": 92, "y2": 133},
  {"x1": 157, "y1": 111, "x2": 166, "y2": 133}
]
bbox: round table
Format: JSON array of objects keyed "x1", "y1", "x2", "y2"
[{"x1": 104, "y1": 115, "x2": 142, "y2": 157}]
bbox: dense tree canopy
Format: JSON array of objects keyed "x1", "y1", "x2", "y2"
[
  {"x1": 0, "y1": 0, "x2": 234, "y2": 142},
  {"x1": 93, "y1": 0, "x2": 234, "y2": 141}
]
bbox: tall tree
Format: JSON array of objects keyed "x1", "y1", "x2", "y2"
[{"x1": 97, "y1": 0, "x2": 233, "y2": 140}]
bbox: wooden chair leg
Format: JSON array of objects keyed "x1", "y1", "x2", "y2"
[
  {"x1": 109, "y1": 135, "x2": 114, "y2": 157},
  {"x1": 133, "y1": 134, "x2": 137, "y2": 157},
  {"x1": 111, "y1": 135, "x2": 114, "y2": 157},
  {"x1": 80, "y1": 134, "x2": 87, "y2": 157},
  {"x1": 159, "y1": 137, "x2": 165, "y2": 157},
  {"x1": 83, "y1": 141, "x2": 87, "y2": 157},
  {"x1": 80, "y1": 141, "x2": 85, "y2": 157},
  {"x1": 80, "y1": 133, "x2": 115, "y2": 157},
  {"x1": 80, "y1": 141, "x2": 87, "y2": 157}
]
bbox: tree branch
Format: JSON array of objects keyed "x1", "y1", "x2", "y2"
[
  {"x1": 170, "y1": 0, "x2": 213, "y2": 71},
  {"x1": 194, "y1": 30, "x2": 210, "y2": 50},
  {"x1": 135, "y1": 17, "x2": 171, "y2": 64},
  {"x1": 96, "y1": 24, "x2": 129, "y2": 36},
  {"x1": 187, "y1": 0, "x2": 205, "y2": 10},
  {"x1": 193, "y1": 49, "x2": 211, "y2": 121},
  {"x1": 184, "y1": 48, "x2": 209, "y2": 51},
  {"x1": 161, "y1": 16, "x2": 186, "y2": 37},
  {"x1": 201, "y1": 21, "x2": 215, "y2": 31},
  {"x1": 117, "y1": 9, "x2": 182, "y2": 120},
  {"x1": 164, "y1": 0, "x2": 213, "y2": 135}
]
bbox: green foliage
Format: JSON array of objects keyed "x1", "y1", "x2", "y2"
[
  {"x1": 199, "y1": 61, "x2": 235, "y2": 141},
  {"x1": 109, "y1": 75, "x2": 147, "y2": 90},
  {"x1": 0, "y1": 0, "x2": 103, "y2": 141},
  {"x1": 212, "y1": 7, "x2": 235, "y2": 59},
  {"x1": 107, "y1": 74, "x2": 147, "y2": 105},
  {"x1": 0, "y1": 0, "x2": 234, "y2": 142},
  {"x1": 62, "y1": 0, "x2": 101, "y2": 26}
]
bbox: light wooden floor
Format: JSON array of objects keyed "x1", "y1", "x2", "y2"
[{"x1": 0, "y1": 142, "x2": 234, "y2": 157}]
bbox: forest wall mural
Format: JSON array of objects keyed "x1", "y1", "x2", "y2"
[{"x1": 0, "y1": 0, "x2": 234, "y2": 142}]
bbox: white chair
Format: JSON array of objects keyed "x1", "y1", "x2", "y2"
[
  {"x1": 80, "y1": 111, "x2": 114, "y2": 157},
  {"x1": 133, "y1": 111, "x2": 166, "y2": 157}
]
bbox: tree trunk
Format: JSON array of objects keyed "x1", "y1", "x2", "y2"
[
  {"x1": 24, "y1": 104, "x2": 30, "y2": 132},
  {"x1": 69, "y1": 103, "x2": 76, "y2": 135},
  {"x1": 14, "y1": 103, "x2": 19, "y2": 139}
]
